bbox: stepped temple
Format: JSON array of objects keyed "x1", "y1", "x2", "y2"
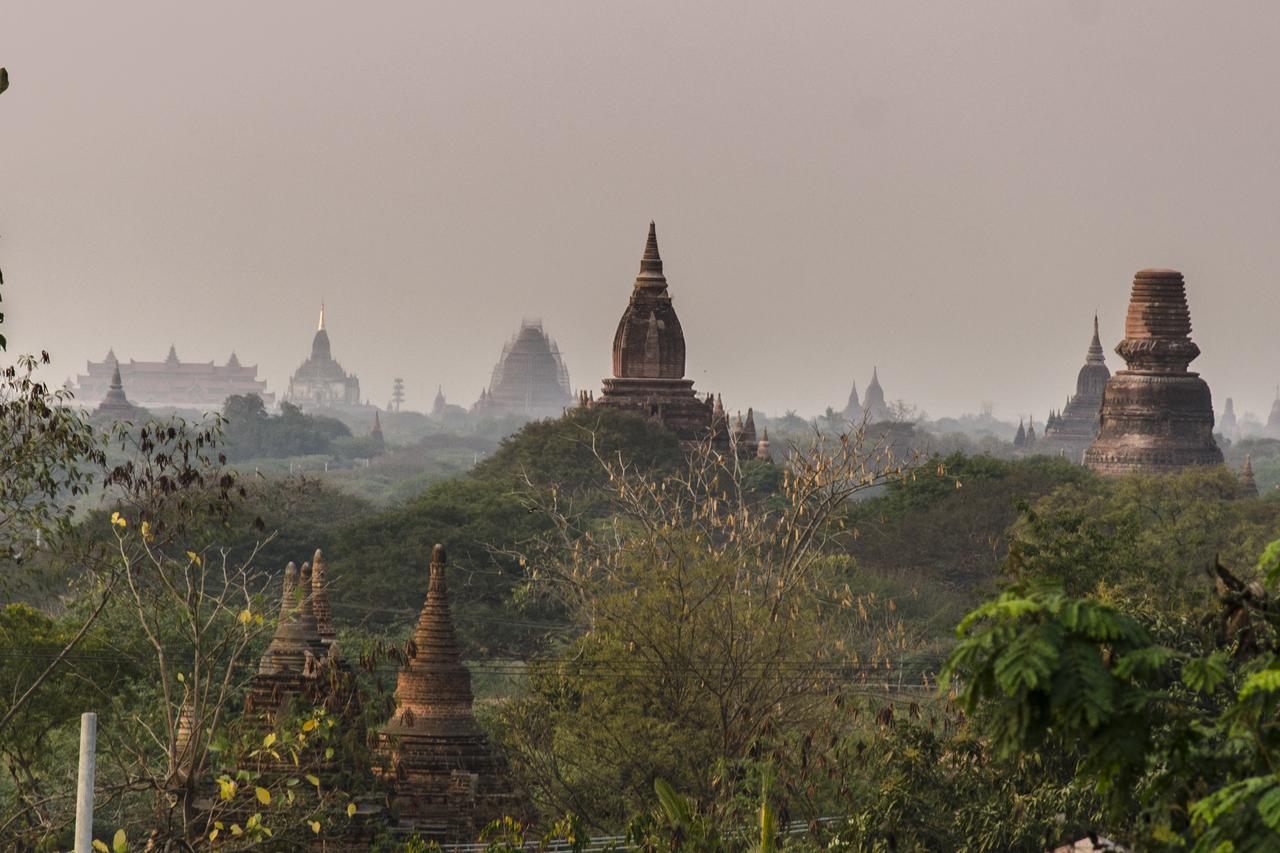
[
  {"x1": 285, "y1": 305, "x2": 365, "y2": 412},
  {"x1": 1042, "y1": 316, "x2": 1111, "y2": 461},
  {"x1": 1084, "y1": 269, "x2": 1223, "y2": 475},
  {"x1": 581, "y1": 222, "x2": 756, "y2": 458},
  {"x1": 472, "y1": 320, "x2": 574, "y2": 419},
  {"x1": 378, "y1": 545, "x2": 524, "y2": 840},
  {"x1": 76, "y1": 346, "x2": 272, "y2": 412}
]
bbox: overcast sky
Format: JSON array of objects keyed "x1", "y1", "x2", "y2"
[{"x1": 4, "y1": 2, "x2": 1279, "y2": 421}]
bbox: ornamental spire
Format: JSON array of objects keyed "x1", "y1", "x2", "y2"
[
  {"x1": 318, "y1": 302, "x2": 326, "y2": 332},
  {"x1": 1087, "y1": 313, "x2": 1105, "y2": 364},
  {"x1": 635, "y1": 221, "x2": 667, "y2": 289}
]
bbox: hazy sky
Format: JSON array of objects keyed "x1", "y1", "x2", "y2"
[{"x1": 5, "y1": 2, "x2": 1280, "y2": 421}]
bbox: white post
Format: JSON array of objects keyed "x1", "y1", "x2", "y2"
[{"x1": 74, "y1": 712, "x2": 97, "y2": 853}]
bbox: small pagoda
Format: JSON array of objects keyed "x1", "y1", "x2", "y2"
[
  {"x1": 378, "y1": 545, "x2": 525, "y2": 841},
  {"x1": 1084, "y1": 269, "x2": 1223, "y2": 475},
  {"x1": 93, "y1": 362, "x2": 143, "y2": 420},
  {"x1": 1042, "y1": 315, "x2": 1111, "y2": 462}
]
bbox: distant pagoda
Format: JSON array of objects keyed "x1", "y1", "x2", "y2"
[
  {"x1": 862, "y1": 368, "x2": 892, "y2": 422},
  {"x1": 93, "y1": 362, "x2": 143, "y2": 420},
  {"x1": 1219, "y1": 397, "x2": 1239, "y2": 440},
  {"x1": 76, "y1": 346, "x2": 271, "y2": 412},
  {"x1": 1268, "y1": 389, "x2": 1280, "y2": 438},
  {"x1": 1042, "y1": 315, "x2": 1111, "y2": 462},
  {"x1": 472, "y1": 320, "x2": 573, "y2": 419},
  {"x1": 284, "y1": 305, "x2": 364, "y2": 411},
  {"x1": 378, "y1": 545, "x2": 525, "y2": 841},
  {"x1": 841, "y1": 382, "x2": 862, "y2": 422},
  {"x1": 584, "y1": 222, "x2": 753, "y2": 458},
  {"x1": 1241, "y1": 455, "x2": 1259, "y2": 497},
  {"x1": 1084, "y1": 269, "x2": 1223, "y2": 475}
]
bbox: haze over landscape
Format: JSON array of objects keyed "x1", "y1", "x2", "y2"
[{"x1": 5, "y1": 1, "x2": 1280, "y2": 419}]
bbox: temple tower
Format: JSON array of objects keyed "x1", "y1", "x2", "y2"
[
  {"x1": 310, "y1": 550, "x2": 337, "y2": 648},
  {"x1": 94, "y1": 362, "x2": 139, "y2": 419},
  {"x1": 842, "y1": 382, "x2": 863, "y2": 422},
  {"x1": 1268, "y1": 388, "x2": 1280, "y2": 438},
  {"x1": 592, "y1": 222, "x2": 752, "y2": 454},
  {"x1": 1044, "y1": 315, "x2": 1111, "y2": 461},
  {"x1": 1084, "y1": 269, "x2": 1223, "y2": 475},
  {"x1": 862, "y1": 368, "x2": 892, "y2": 422},
  {"x1": 379, "y1": 545, "x2": 523, "y2": 840}
]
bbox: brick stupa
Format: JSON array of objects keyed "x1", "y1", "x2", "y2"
[
  {"x1": 246, "y1": 562, "x2": 331, "y2": 719},
  {"x1": 379, "y1": 545, "x2": 524, "y2": 841},
  {"x1": 1084, "y1": 269, "x2": 1223, "y2": 475}
]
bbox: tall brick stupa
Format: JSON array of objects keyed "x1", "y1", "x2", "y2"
[
  {"x1": 379, "y1": 545, "x2": 524, "y2": 841},
  {"x1": 1084, "y1": 269, "x2": 1223, "y2": 475}
]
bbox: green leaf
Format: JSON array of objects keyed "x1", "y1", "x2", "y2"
[
  {"x1": 654, "y1": 778, "x2": 692, "y2": 828},
  {"x1": 255, "y1": 786, "x2": 271, "y2": 805},
  {"x1": 1183, "y1": 652, "x2": 1229, "y2": 694},
  {"x1": 1258, "y1": 539, "x2": 1280, "y2": 586},
  {"x1": 1257, "y1": 783, "x2": 1280, "y2": 829},
  {"x1": 92, "y1": 842, "x2": 109, "y2": 853},
  {"x1": 1240, "y1": 668, "x2": 1280, "y2": 701},
  {"x1": 112, "y1": 828, "x2": 128, "y2": 853}
]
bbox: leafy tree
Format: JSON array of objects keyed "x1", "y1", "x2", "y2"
[
  {"x1": 494, "y1": 429, "x2": 921, "y2": 828},
  {"x1": 944, "y1": 532, "x2": 1280, "y2": 849}
]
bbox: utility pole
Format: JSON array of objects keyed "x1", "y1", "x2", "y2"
[{"x1": 75, "y1": 712, "x2": 97, "y2": 853}]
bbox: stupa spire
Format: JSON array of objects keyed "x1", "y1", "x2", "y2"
[
  {"x1": 1241, "y1": 454, "x2": 1259, "y2": 497},
  {"x1": 318, "y1": 302, "x2": 326, "y2": 332},
  {"x1": 311, "y1": 550, "x2": 336, "y2": 646},
  {"x1": 636, "y1": 220, "x2": 666, "y2": 287},
  {"x1": 1087, "y1": 313, "x2": 1105, "y2": 363}
]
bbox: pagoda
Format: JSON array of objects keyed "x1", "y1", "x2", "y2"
[
  {"x1": 1219, "y1": 397, "x2": 1239, "y2": 441},
  {"x1": 862, "y1": 368, "x2": 893, "y2": 422},
  {"x1": 1042, "y1": 315, "x2": 1111, "y2": 462},
  {"x1": 1241, "y1": 455, "x2": 1259, "y2": 497},
  {"x1": 284, "y1": 305, "x2": 364, "y2": 412},
  {"x1": 586, "y1": 222, "x2": 753, "y2": 458},
  {"x1": 94, "y1": 362, "x2": 142, "y2": 420},
  {"x1": 245, "y1": 562, "x2": 332, "y2": 720},
  {"x1": 841, "y1": 382, "x2": 862, "y2": 422},
  {"x1": 378, "y1": 545, "x2": 524, "y2": 841},
  {"x1": 473, "y1": 320, "x2": 573, "y2": 419},
  {"x1": 1268, "y1": 389, "x2": 1280, "y2": 438},
  {"x1": 1084, "y1": 269, "x2": 1223, "y2": 475}
]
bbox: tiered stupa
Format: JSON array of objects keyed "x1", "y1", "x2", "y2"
[
  {"x1": 1042, "y1": 316, "x2": 1111, "y2": 461},
  {"x1": 94, "y1": 362, "x2": 142, "y2": 419},
  {"x1": 585, "y1": 222, "x2": 753, "y2": 458},
  {"x1": 1084, "y1": 269, "x2": 1223, "y2": 475},
  {"x1": 310, "y1": 550, "x2": 337, "y2": 648},
  {"x1": 379, "y1": 545, "x2": 524, "y2": 841}
]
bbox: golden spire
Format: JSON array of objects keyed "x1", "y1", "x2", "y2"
[{"x1": 318, "y1": 302, "x2": 326, "y2": 332}]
